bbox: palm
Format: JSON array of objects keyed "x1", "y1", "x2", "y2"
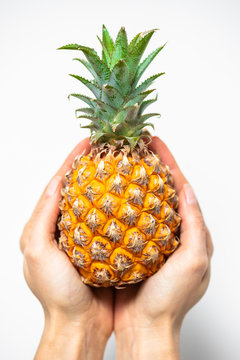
[
  {"x1": 55, "y1": 248, "x2": 113, "y2": 328},
  {"x1": 115, "y1": 231, "x2": 211, "y2": 332},
  {"x1": 25, "y1": 241, "x2": 113, "y2": 334},
  {"x1": 114, "y1": 251, "x2": 185, "y2": 331}
]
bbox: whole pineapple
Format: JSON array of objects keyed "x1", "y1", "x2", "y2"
[{"x1": 58, "y1": 26, "x2": 181, "y2": 287}]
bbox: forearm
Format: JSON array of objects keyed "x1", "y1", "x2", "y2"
[
  {"x1": 35, "y1": 313, "x2": 108, "y2": 360},
  {"x1": 115, "y1": 322, "x2": 180, "y2": 360}
]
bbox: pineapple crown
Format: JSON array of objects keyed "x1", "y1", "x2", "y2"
[{"x1": 58, "y1": 25, "x2": 165, "y2": 150}]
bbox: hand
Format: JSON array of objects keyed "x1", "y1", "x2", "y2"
[
  {"x1": 114, "y1": 136, "x2": 213, "y2": 360},
  {"x1": 20, "y1": 138, "x2": 113, "y2": 360}
]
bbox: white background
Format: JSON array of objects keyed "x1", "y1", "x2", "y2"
[{"x1": 1, "y1": 0, "x2": 240, "y2": 359}]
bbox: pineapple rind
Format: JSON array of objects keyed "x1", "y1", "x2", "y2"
[{"x1": 58, "y1": 149, "x2": 180, "y2": 287}]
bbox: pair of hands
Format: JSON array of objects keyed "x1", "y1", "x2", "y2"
[{"x1": 20, "y1": 137, "x2": 213, "y2": 360}]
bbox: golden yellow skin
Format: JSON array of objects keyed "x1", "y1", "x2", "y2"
[{"x1": 58, "y1": 150, "x2": 181, "y2": 287}]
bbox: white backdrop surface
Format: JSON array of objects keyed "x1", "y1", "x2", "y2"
[{"x1": 0, "y1": 0, "x2": 240, "y2": 359}]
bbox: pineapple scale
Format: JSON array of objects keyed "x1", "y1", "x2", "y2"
[{"x1": 58, "y1": 150, "x2": 181, "y2": 287}]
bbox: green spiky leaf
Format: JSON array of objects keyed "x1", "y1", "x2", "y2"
[
  {"x1": 77, "y1": 114, "x2": 101, "y2": 123},
  {"x1": 80, "y1": 124, "x2": 96, "y2": 131},
  {"x1": 69, "y1": 74, "x2": 101, "y2": 98},
  {"x1": 58, "y1": 44, "x2": 98, "y2": 56},
  {"x1": 60, "y1": 43, "x2": 110, "y2": 85},
  {"x1": 124, "y1": 136, "x2": 139, "y2": 150},
  {"x1": 93, "y1": 99, "x2": 117, "y2": 122},
  {"x1": 91, "y1": 131, "x2": 105, "y2": 142},
  {"x1": 132, "y1": 73, "x2": 164, "y2": 97},
  {"x1": 59, "y1": 26, "x2": 165, "y2": 150},
  {"x1": 58, "y1": 43, "x2": 83, "y2": 50},
  {"x1": 125, "y1": 89, "x2": 155, "y2": 107},
  {"x1": 138, "y1": 95, "x2": 158, "y2": 115},
  {"x1": 102, "y1": 25, "x2": 114, "y2": 56},
  {"x1": 68, "y1": 93, "x2": 96, "y2": 108},
  {"x1": 139, "y1": 113, "x2": 160, "y2": 123},
  {"x1": 124, "y1": 104, "x2": 139, "y2": 123},
  {"x1": 126, "y1": 30, "x2": 156, "y2": 81},
  {"x1": 111, "y1": 27, "x2": 128, "y2": 68},
  {"x1": 93, "y1": 99, "x2": 117, "y2": 113},
  {"x1": 77, "y1": 46, "x2": 110, "y2": 86},
  {"x1": 77, "y1": 116, "x2": 101, "y2": 130},
  {"x1": 101, "y1": 84, "x2": 125, "y2": 109},
  {"x1": 129, "y1": 122, "x2": 155, "y2": 134},
  {"x1": 133, "y1": 44, "x2": 166, "y2": 87},
  {"x1": 112, "y1": 105, "x2": 138, "y2": 127},
  {"x1": 128, "y1": 32, "x2": 141, "y2": 52},
  {"x1": 75, "y1": 107, "x2": 94, "y2": 116},
  {"x1": 73, "y1": 58, "x2": 98, "y2": 79},
  {"x1": 77, "y1": 115, "x2": 112, "y2": 132},
  {"x1": 97, "y1": 36, "x2": 111, "y2": 66},
  {"x1": 108, "y1": 60, "x2": 130, "y2": 96}
]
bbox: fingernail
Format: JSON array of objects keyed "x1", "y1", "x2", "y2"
[
  {"x1": 184, "y1": 183, "x2": 197, "y2": 205},
  {"x1": 45, "y1": 176, "x2": 62, "y2": 198}
]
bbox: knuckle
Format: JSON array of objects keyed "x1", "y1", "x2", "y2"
[
  {"x1": 21, "y1": 223, "x2": 30, "y2": 239},
  {"x1": 24, "y1": 241, "x2": 41, "y2": 263},
  {"x1": 193, "y1": 256, "x2": 208, "y2": 274},
  {"x1": 209, "y1": 242, "x2": 214, "y2": 257},
  {"x1": 19, "y1": 237, "x2": 25, "y2": 254},
  {"x1": 20, "y1": 222, "x2": 32, "y2": 253},
  {"x1": 184, "y1": 253, "x2": 197, "y2": 271},
  {"x1": 186, "y1": 252, "x2": 208, "y2": 274},
  {"x1": 206, "y1": 228, "x2": 214, "y2": 258},
  {"x1": 197, "y1": 256, "x2": 208, "y2": 272}
]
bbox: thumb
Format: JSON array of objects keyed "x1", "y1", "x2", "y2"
[
  {"x1": 31, "y1": 175, "x2": 63, "y2": 238},
  {"x1": 179, "y1": 183, "x2": 207, "y2": 257}
]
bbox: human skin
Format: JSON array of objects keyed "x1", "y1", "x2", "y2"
[
  {"x1": 20, "y1": 136, "x2": 213, "y2": 360},
  {"x1": 114, "y1": 136, "x2": 213, "y2": 360},
  {"x1": 20, "y1": 139, "x2": 113, "y2": 360}
]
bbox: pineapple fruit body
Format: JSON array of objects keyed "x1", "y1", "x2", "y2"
[
  {"x1": 58, "y1": 25, "x2": 181, "y2": 287},
  {"x1": 58, "y1": 149, "x2": 180, "y2": 287}
]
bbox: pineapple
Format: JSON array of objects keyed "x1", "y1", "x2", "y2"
[{"x1": 58, "y1": 25, "x2": 181, "y2": 287}]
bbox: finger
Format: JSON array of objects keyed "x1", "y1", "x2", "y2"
[
  {"x1": 179, "y1": 183, "x2": 207, "y2": 257},
  {"x1": 36, "y1": 137, "x2": 91, "y2": 207},
  {"x1": 31, "y1": 176, "x2": 63, "y2": 242},
  {"x1": 20, "y1": 138, "x2": 91, "y2": 253},
  {"x1": 200, "y1": 264, "x2": 211, "y2": 290},
  {"x1": 20, "y1": 176, "x2": 63, "y2": 253},
  {"x1": 149, "y1": 136, "x2": 187, "y2": 193},
  {"x1": 206, "y1": 227, "x2": 214, "y2": 258},
  {"x1": 20, "y1": 224, "x2": 31, "y2": 254}
]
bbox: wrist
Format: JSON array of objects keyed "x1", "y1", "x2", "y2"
[
  {"x1": 115, "y1": 318, "x2": 181, "y2": 360},
  {"x1": 35, "y1": 310, "x2": 108, "y2": 360}
]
